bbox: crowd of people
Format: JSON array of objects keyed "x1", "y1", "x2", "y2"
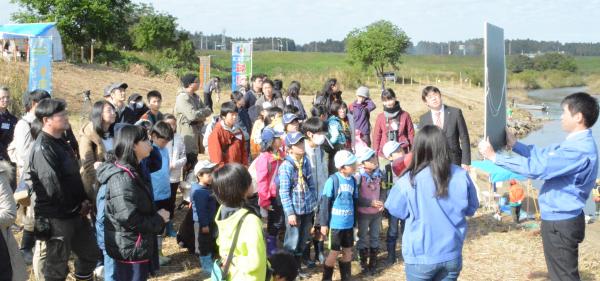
[{"x1": 0, "y1": 72, "x2": 598, "y2": 281}]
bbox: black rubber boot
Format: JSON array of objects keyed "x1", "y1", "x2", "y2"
[
  {"x1": 296, "y1": 255, "x2": 308, "y2": 279},
  {"x1": 322, "y1": 264, "x2": 334, "y2": 281},
  {"x1": 359, "y1": 248, "x2": 369, "y2": 273},
  {"x1": 386, "y1": 239, "x2": 397, "y2": 265},
  {"x1": 369, "y1": 247, "x2": 379, "y2": 275},
  {"x1": 303, "y1": 243, "x2": 316, "y2": 268},
  {"x1": 314, "y1": 239, "x2": 325, "y2": 264},
  {"x1": 339, "y1": 260, "x2": 352, "y2": 281}
]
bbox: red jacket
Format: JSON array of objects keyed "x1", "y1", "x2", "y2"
[
  {"x1": 372, "y1": 111, "x2": 415, "y2": 158},
  {"x1": 208, "y1": 121, "x2": 248, "y2": 167}
]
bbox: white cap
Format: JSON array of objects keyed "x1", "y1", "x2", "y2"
[
  {"x1": 193, "y1": 160, "x2": 217, "y2": 176},
  {"x1": 382, "y1": 141, "x2": 401, "y2": 158},
  {"x1": 356, "y1": 146, "x2": 376, "y2": 163},
  {"x1": 334, "y1": 150, "x2": 357, "y2": 169}
]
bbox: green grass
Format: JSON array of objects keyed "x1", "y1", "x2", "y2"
[{"x1": 574, "y1": 56, "x2": 600, "y2": 75}]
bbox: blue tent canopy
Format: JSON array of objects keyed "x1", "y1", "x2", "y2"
[
  {"x1": 471, "y1": 160, "x2": 527, "y2": 183},
  {"x1": 0, "y1": 22, "x2": 64, "y2": 60}
]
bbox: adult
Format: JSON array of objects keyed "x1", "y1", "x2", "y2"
[
  {"x1": 127, "y1": 93, "x2": 148, "y2": 121},
  {"x1": 7, "y1": 89, "x2": 50, "y2": 265},
  {"x1": 256, "y1": 79, "x2": 285, "y2": 110},
  {"x1": 0, "y1": 160, "x2": 27, "y2": 281},
  {"x1": 79, "y1": 101, "x2": 116, "y2": 203},
  {"x1": 349, "y1": 86, "x2": 376, "y2": 146},
  {"x1": 105, "y1": 82, "x2": 136, "y2": 124},
  {"x1": 99, "y1": 125, "x2": 170, "y2": 281},
  {"x1": 373, "y1": 89, "x2": 414, "y2": 159},
  {"x1": 203, "y1": 77, "x2": 221, "y2": 112},
  {"x1": 419, "y1": 86, "x2": 470, "y2": 169},
  {"x1": 385, "y1": 125, "x2": 479, "y2": 281},
  {"x1": 0, "y1": 87, "x2": 17, "y2": 163},
  {"x1": 273, "y1": 79, "x2": 284, "y2": 99},
  {"x1": 479, "y1": 92, "x2": 599, "y2": 281},
  {"x1": 285, "y1": 81, "x2": 307, "y2": 121},
  {"x1": 29, "y1": 99, "x2": 100, "y2": 280},
  {"x1": 244, "y1": 75, "x2": 263, "y2": 110},
  {"x1": 139, "y1": 90, "x2": 164, "y2": 125},
  {"x1": 208, "y1": 101, "x2": 248, "y2": 167},
  {"x1": 327, "y1": 101, "x2": 355, "y2": 174},
  {"x1": 314, "y1": 78, "x2": 342, "y2": 115},
  {"x1": 174, "y1": 74, "x2": 212, "y2": 169}
]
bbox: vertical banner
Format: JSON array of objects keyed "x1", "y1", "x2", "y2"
[
  {"x1": 231, "y1": 42, "x2": 253, "y2": 92},
  {"x1": 28, "y1": 36, "x2": 53, "y2": 94},
  {"x1": 484, "y1": 22, "x2": 507, "y2": 150},
  {"x1": 199, "y1": 56, "x2": 211, "y2": 89}
]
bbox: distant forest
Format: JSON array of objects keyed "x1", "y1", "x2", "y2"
[{"x1": 191, "y1": 33, "x2": 600, "y2": 56}]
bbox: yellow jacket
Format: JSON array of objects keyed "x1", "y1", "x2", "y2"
[{"x1": 215, "y1": 206, "x2": 267, "y2": 281}]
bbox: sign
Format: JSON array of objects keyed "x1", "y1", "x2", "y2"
[
  {"x1": 484, "y1": 23, "x2": 507, "y2": 150},
  {"x1": 28, "y1": 36, "x2": 53, "y2": 93},
  {"x1": 199, "y1": 56, "x2": 211, "y2": 89},
  {"x1": 231, "y1": 42, "x2": 253, "y2": 92}
]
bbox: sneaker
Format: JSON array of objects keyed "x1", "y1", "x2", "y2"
[
  {"x1": 166, "y1": 228, "x2": 177, "y2": 238},
  {"x1": 94, "y1": 265, "x2": 104, "y2": 280},
  {"x1": 21, "y1": 249, "x2": 33, "y2": 265}
]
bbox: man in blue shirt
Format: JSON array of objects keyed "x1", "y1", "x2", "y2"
[{"x1": 479, "y1": 92, "x2": 599, "y2": 281}]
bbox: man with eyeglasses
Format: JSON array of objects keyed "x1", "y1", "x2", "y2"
[{"x1": 0, "y1": 87, "x2": 17, "y2": 164}]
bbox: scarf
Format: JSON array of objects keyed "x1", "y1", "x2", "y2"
[
  {"x1": 360, "y1": 167, "x2": 382, "y2": 188},
  {"x1": 293, "y1": 155, "x2": 305, "y2": 190},
  {"x1": 383, "y1": 101, "x2": 401, "y2": 119}
]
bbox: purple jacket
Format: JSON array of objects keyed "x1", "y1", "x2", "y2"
[{"x1": 349, "y1": 99, "x2": 376, "y2": 135}]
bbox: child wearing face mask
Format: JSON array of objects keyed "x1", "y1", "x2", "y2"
[{"x1": 300, "y1": 118, "x2": 330, "y2": 267}]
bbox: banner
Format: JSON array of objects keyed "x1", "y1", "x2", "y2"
[
  {"x1": 484, "y1": 23, "x2": 507, "y2": 150},
  {"x1": 199, "y1": 56, "x2": 211, "y2": 89},
  {"x1": 231, "y1": 42, "x2": 253, "y2": 92},
  {"x1": 28, "y1": 36, "x2": 53, "y2": 94}
]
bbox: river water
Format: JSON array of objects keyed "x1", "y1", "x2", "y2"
[{"x1": 518, "y1": 86, "x2": 598, "y2": 217}]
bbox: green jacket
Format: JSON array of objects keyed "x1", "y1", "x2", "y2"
[
  {"x1": 215, "y1": 207, "x2": 267, "y2": 281},
  {"x1": 174, "y1": 91, "x2": 212, "y2": 154}
]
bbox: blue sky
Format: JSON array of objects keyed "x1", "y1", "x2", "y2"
[{"x1": 1, "y1": 0, "x2": 599, "y2": 44}]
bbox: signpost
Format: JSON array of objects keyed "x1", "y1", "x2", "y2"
[
  {"x1": 28, "y1": 36, "x2": 53, "y2": 94},
  {"x1": 231, "y1": 41, "x2": 253, "y2": 92},
  {"x1": 484, "y1": 23, "x2": 507, "y2": 150},
  {"x1": 199, "y1": 56, "x2": 211, "y2": 89}
]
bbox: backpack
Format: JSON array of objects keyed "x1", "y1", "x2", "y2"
[
  {"x1": 202, "y1": 116, "x2": 220, "y2": 152},
  {"x1": 322, "y1": 173, "x2": 358, "y2": 226}
]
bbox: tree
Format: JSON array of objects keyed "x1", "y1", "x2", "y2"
[
  {"x1": 130, "y1": 12, "x2": 178, "y2": 50},
  {"x1": 345, "y1": 20, "x2": 411, "y2": 88},
  {"x1": 509, "y1": 55, "x2": 534, "y2": 73},
  {"x1": 11, "y1": 0, "x2": 132, "y2": 51},
  {"x1": 533, "y1": 53, "x2": 578, "y2": 72}
]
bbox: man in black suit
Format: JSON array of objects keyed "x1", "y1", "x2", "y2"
[{"x1": 419, "y1": 86, "x2": 471, "y2": 169}]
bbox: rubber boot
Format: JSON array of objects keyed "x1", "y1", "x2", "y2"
[
  {"x1": 358, "y1": 248, "x2": 369, "y2": 273},
  {"x1": 339, "y1": 260, "x2": 352, "y2": 281},
  {"x1": 314, "y1": 240, "x2": 325, "y2": 264},
  {"x1": 386, "y1": 239, "x2": 396, "y2": 265},
  {"x1": 303, "y1": 242, "x2": 316, "y2": 268},
  {"x1": 369, "y1": 248, "x2": 379, "y2": 275},
  {"x1": 322, "y1": 264, "x2": 334, "y2": 281},
  {"x1": 165, "y1": 221, "x2": 177, "y2": 237},
  {"x1": 296, "y1": 255, "x2": 308, "y2": 279},
  {"x1": 157, "y1": 236, "x2": 171, "y2": 266},
  {"x1": 266, "y1": 235, "x2": 277, "y2": 257},
  {"x1": 199, "y1": 255, "x2": 213, "y2": 274}
]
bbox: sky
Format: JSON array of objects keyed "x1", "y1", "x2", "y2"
[{"x1": 1, "y1": 0, "x2": 599, "y2": 44}]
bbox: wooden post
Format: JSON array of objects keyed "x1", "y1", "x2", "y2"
[
  {"x1": 90, "y1": 40, "x2": 95, "y2": 64},
  {"x1": 80, "y1": 46, "x2": 84, "y2": 62},
  {"x1": 410, "y1": 77, "x2": 413, "y2": 86}
]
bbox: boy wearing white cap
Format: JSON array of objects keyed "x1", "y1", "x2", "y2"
[
  {"x1": 318, "y1": 150, "x2": 359, "y2": 281},
  {"x1": 190, "y1": 160, "x2": 218, "y2": 277},
  {"x1": 354, "y1": 146, "x2": 385, "y2": 275},
  {"x1": 349, "y1": 86, "x2": 376, "y2": 146}
]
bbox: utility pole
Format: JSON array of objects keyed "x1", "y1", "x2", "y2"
[{"x1": 272, "y1": 38, "x2": 274, "y2": 51}]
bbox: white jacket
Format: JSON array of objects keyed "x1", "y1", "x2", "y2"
[{"x1": 167, "y1": 133, "x2": 187, "y2": 183}]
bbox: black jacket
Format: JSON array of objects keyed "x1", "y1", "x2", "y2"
[
  {"x1": 30, "y1": 131, "x2": 86, "y2": 218},
  {"x1": 419, "y1": 105, "x2": 471, "y2": 166},
  {"x1": 98, "y1": 162, "x2": 164, "y2": 262}
]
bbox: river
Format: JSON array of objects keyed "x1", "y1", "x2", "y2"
[{"x1": 519, "y1": 86, "x2": 598, "y2": 218}]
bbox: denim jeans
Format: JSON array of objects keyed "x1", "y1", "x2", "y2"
[
  {"x1": 357, "y1": 213, "x2": 382, "y2": 249},
  {"x1": 405, "y1": 257, "x2": 462, "y2": 281},
  {"x1": 103, "y1": 250, "x2": 116, "y2": 281},
  {"x1": 386, "y1": 215, "x2": 405, "y2": 242},
  {"x1": 283, "y1": 213, "x2": 313, "y2": 256}
]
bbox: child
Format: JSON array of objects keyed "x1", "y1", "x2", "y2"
[
  {"x1": 283, "y1": 113, "x2": 300, "y2": 134},
  {"x1": 140, "y1": 90, "x2": 164, "y2": 125},
  {"x1": 508, "y1": 179, "x2": 525, "y2": 223},
  {"x1": 278, "y1": 132, "x2": 318, "y2": 277},
  {"x1": 249, "y1": 102, "x2": 271, "y2": 159},
  {"x1": 355, "y1": 147, "x2": 385, "y2": 275},
  {"x1": 149, "y1": 121, "x2": 175, "y2": 265},
  {"x1": 349, "y1": 86, "x2": 376, "y2": 146},
  {"x1": 381, "y1": 141, "x2": 412, "y2": 265},
  {"x1": 301, "y1": 118, "x2": 330, "y2": 266},
  {"x1": 213, "y1": 163, "x2": 268, "y2": 280},
  {"x1": 319, "y1": 150, "x2": 359, "y2": 281},
  {"x1": 190, "y1": 160, "x2": 219, "y2": 277},
  {"x1": 327, "y1": 101, "x2": 355, "y2": 174},
  {"x1": 269, "y1": 252, "x2": 299, "y2": 281},
  {"x1": 256, "y1": 127, "x2": 285, "y2": 256},
  {"x1": 164, "y1": 114, "x2": 187, "y2": 236}
]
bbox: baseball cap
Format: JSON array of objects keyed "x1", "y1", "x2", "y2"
[
  {"x1": 382, "y1": 141, "x2": 402, "y2": 159},
  {"x1": 261, "y1": 127, "x2": 284, "y2": 144},
  {"x1": 285, "y1": 132, "x2": 305, "y2": 146},
  {"x1": 334, "y1": 150, "x2": 357, "y2": 169},
  {"x1": 283, "y1": 113, "x2": 299, "y2": 125},
  {"x1": 356, "y1": 146, "x2": 376, "y2": 163},
  {"x1": 356, "y1": 86, "x2": 369, "y2": 98},
  {"x1": 194, "y1": 160, "x2": 217, "y2": 176},
  {"x1": 104, "y1": 82, "x2": 128, "y2": 97}
]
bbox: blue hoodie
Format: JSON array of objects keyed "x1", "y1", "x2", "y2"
[
  {"x1": 150, "y1": 145, "x2": 171, "y2": 201},
  {"x1": 494, "y1": 129, "x2": 598, "y2": 221},
  {"x1": 385, "y1": 165, "x2": 479, "y2": 265}
]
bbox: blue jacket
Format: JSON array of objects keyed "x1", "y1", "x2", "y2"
[
  {"x1": 494, "y1": 129, "x2": 598, "y2": 221},
  {"x1": 191, "y1": 183, "x2": 218, "y2": 228},
  {"x1": 95, "y1": 184, "x2": 108, "y2": 250},
  {"x1": 385, "y1": 165, "x2": 479, "y2": 265},
  {"x1": 278, "y1": 155, "x2": 317, "y2": 216},
  {"x1": 150, "y1": 145, "x2": 171, "y2": 201}
]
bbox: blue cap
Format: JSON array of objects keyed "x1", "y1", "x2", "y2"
[
  {"x1": 285, "y1": 132, "x2": 305, "y2": 146},
  {"x1": 283, "y1": 113, "x2": 299, "y2": 125},
  {"x1": 261, "y1": 127, "x2": 283, "y2": 143},
  {"x1": 356, "y1": 146, "x2": 376, "y2": 163}
]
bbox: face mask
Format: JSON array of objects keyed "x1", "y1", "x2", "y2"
[
  {"x1": 136, "y1": 101, "x2": 144, "y2": 109},
  {"x1": 312, "y1": 134, "x2": 326, "y2": 145}
]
